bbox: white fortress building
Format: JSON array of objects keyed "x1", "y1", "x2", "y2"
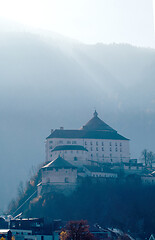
[
  {"x1": 38, "y1": 112, "x2": 155, "y2": 195},
  {"x1": 45, "y1": 111, "x2": 130, "y2": 166}
]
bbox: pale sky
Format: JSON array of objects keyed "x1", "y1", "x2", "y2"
[{"x1": 0, "y1": 0, "x2": 155, "y2": 48}]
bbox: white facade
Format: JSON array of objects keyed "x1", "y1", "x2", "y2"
[
  {"x1": 45, "y1": 112, "x2": 130, "y2": 166},
  {"x1": 83, "y1": 166, "x2": 118, "y2": 178},
  {"x1": 49, "y1": 148, "x2": 89, "y2": 166},
  {"x1": 39, "y1": 156, "x2": 78, "y2": 195},
  {"x1": 42, "y1": 168, "x2": 77, "y2": 185},
  {"x1": 46, "y1": 138, "x2": 129, "y2": 164}
]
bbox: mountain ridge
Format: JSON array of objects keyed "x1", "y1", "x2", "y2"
[{"x1": 0, "y1": 30, "x2": 155, "y2": 210}]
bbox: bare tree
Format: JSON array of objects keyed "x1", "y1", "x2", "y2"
[
  {"x1": 17, "y1": 181, "x2": 24, "y2": 198},
  {"x1": 61, "y1": 220, "x2": 95, "y2": 240},
  {"x1": 147, "y1": 151, "x2": 154, "y2": 168},
  {"x1": 141, "y1": 149, "x2": 154, "y2": 168},
  {"x1": 141, "y1": 149, "x2": 148, "y2": 166}
]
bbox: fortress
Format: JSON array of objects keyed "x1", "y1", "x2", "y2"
[
  {"x1": 37, "y1": 111, "x2": 154, "y2": 195},
  {"x1": 45, "y1": 111, "x2": 130, "y2": 165}
]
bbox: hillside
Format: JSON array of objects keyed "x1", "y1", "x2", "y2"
[
  {"x1": 0, "y1": 29, "x2": 155, "y2": 210},
  {"x1": 8, "y1": 177, "x2": 155, "y2": 235}
]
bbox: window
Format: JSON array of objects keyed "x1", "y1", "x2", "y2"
[
  {"x1": 91, "y1": 154, "x2": 93, "y2": 157},
  {"x1": 115, "y1": 147, "x2": 117, "y2": 152},
  {"x1": 96, "y1": 142, "x2": 98, "y2": 146},
  {"x1": 71, "y1": 150, "x2": 73, "y2": 153},
  {"x1": 120, "y1": 142, "x2": 122, "y2": 146},
  {"x1": 120, "y1": 148, "x2": 122, "y2": 152},
  {"x1": 90, "y1": 142, "x2": 93, "y2": 145},
  {"x1": 102, "y1": 142, "x2": 104, "y2": 146},
  {"x1": 85, "y1": 141, "x2": 87, "y2": 145},
  {"x1": 74, "y1": 157, "x2": 77, "y2": 161},
  {"x1": 49, "y1": 141, "x2": 53, "y2": 144},
  {"x1": 72, "y1": 141, "x2": 77, "y2": 144},
  {"x1": 59, "y1": 140, "x2": 63, "y2": 144},
  {"x1": 91, "y1": 147, "x2": 93, "y2": 151},
  {"x1": 96, "y1": 147, "x2": 98, "y2": 151},
  {"x1": 50, "y1": 154, "x2": 52, "y2": 157},
  {"x1": 102, "y1": 154, "x2": 104, "y2": 158},
  {"x1": 110, "y1": 154, "x2": 112, "y2": 157},
  {"x1": 102, "y1": 147, "x2": 104, "y2": 151},
  {"x1": 49, "y1": 146, "x2": 53, "y2": 149},
  {"x1": 65, "y1": 177, "x2": 69, "y2": 183},
  {"x1": 41, "y1": 236, "x2": 44, "y2": 240},
  {"x1": 115, "y1": 142, "x2": 117, "y2": 146},
  {"x1": 76, "y1": 150, "x2": 78, "y2": 154},
  {"x1": 110, "y1": 147, "x2": 112, "y2": 151},
  {"x1": 67, "y1": 141, "x2": 71, "y2": 144},
  {"x1": 110, "y1": 142, "x2": 112, "y2": 146},
  {"x1": 96, "y1": 153, "x2": 98, "y2": 157}
]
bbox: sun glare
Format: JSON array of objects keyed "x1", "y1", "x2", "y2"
[
  {"x1": 0, "y1": 0, "x2": 60, "y2": 30},
  {"x1": 153, "y1": 0, "x2": 155, "y2": 38},
  {"x1": 0, "y1": 0, "x2": 154, "y2": 47}
]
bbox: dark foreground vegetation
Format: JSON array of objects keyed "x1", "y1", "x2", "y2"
[{"x1": 8, "y1": 175, "x2": 155, "y2": 235}]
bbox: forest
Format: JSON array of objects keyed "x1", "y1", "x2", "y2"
[{"x1": 8, "y1": 172, "x2": 155, "y2": 235}]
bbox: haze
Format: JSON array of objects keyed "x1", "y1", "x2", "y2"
[
  {"x1": 0, "y1": 0, "x2": 155, "y2": 211},
  {"x1": 0, "y1": 0, "x2": 155, "y2": 48}
]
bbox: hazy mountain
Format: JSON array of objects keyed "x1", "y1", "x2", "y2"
[{"x1": 0, "y1": 29, "x2": 155, "y2": 210}]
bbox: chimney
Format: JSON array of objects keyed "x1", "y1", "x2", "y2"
[{"x1": 60, "y1": 127, "x2": 64, "y2": 130}]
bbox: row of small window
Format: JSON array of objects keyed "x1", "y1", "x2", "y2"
[
  {"x1": 49, "y1": 140, "x2": 122, "y2": 146},
  {"x1": 60, "y1": 140, "x2": 77, "y2": 144},
  {"x1": 85, "y1": 141, "x2": 122, "y2": 146},
  {"x1": 50, "y1": 151, "x2": 86, "y2": 156},
  {"x1": 10, "y1": 232, "x2": 31, "y2": 236},
  {"x1": 90, "y1": 153, "x2": 108, "y2": 157},
  {"x1": 49, "y1": 140, "x2": 77, "y2": 144},
  {"x1": 90, "y1": 153, "x2": 121, "y2": 158},
  {"x1": 90, "y1": 147, "x2": 122, "y2": 152},
  {"x1": 92, "y1": 174, "x2": 115, "y2": 178}
]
